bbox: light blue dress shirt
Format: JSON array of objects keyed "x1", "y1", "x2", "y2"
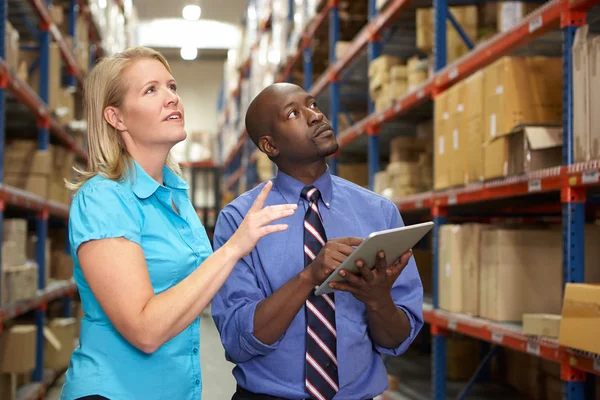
[
  {"x1": 212, "y1": 168, "x2": 424, "y2": 400},
  {"x1": 61, "y1": 160, "x2": 213, "y2": 400}
]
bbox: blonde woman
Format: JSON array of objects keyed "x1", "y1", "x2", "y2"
[{"x1": 60, "y1": 47, "x2": 297, "y2": 400}]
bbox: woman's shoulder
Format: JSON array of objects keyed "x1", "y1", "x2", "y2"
[{"x1": 72, "y1": 174, "x2": 137, "y2": 210}]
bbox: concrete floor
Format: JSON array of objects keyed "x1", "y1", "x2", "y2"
[{"x1": 45, "y1": 308, "x2": 237, "y2": 399}]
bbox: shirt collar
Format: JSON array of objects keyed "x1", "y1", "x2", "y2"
[
  {"x1": 273, "y1": 165, "x2": 333, "y2": 208},
  {"x1": 130, "y1": 159, "x2": 189, "y2": 200}
]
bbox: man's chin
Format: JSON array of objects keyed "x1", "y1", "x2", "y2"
[{"x1": 319, "y1": 141, "x2": 339, "y2": 158}]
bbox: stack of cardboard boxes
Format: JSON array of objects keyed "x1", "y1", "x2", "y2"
[
  {"x1": 434, "y1": 56, "x2": 563, "y2": 189},
  {"x1": 49, "y1": 228, "x2": 74, "y2": 281},
  {"x1": 4, "y1": 140, "x2": 74, "y2": 205},
  {"x1": 573, "y1": 25, "x2": 600, "y2": 163},
  {"x1": 1, "y1": 220, "x2": 38, "y2": 307},
  {"x1": 4, "y1": 21, "x2": 20, "y2": 74},
  {"x1": 438, "y1": 223, "x2": 600, "y2": 321}
]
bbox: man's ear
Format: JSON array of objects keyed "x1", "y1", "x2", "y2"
[
  {"x1": 259, "y1": 136, "x2": 279, "y2": 158},
  {"x1": 103, "y1": 106, "x2": 127, "y2": 131}
]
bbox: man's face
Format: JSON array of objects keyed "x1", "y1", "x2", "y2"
[{"x1": 268, "y1": 86, "x2": 339, "y2": 162}]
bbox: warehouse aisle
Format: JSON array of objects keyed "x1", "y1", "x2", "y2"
[{"x1": 45, "y1": 308, "x2": 237, "y2": 399}]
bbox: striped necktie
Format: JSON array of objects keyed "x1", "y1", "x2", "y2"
[{"x1": 301, "y1": 185, "x2": 339, "y2": 400}]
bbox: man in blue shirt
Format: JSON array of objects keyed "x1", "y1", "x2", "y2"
[{"x1": 212, "y1": 83, "x2": 424, "y2": 400}]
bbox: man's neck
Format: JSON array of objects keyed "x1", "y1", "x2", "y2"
[{"x1": 277, "y1": 160, "x2": 328, "y2": 185}]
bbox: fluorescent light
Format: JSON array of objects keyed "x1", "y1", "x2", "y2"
[
  {"x1": 137, "y1": 19, "x2": 241, "y2": 50},
  {"x1": 99, "y1": 0, "x2": 107, "y2": 9},
  {"x1": 180, "y1": 46, "x2": 198, "y2": 60},
  {"x1": 182, "y1": 5, "x2": 201, "y2": 21}
]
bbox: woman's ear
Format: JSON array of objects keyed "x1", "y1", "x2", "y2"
[
  {"x1": 259, "y1": 136, "x2": 279, "y2": 158},
  {"x1": 103, "y1": 106, "x2": 127, "y2": 131}
]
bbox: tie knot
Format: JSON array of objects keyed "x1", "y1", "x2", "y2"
[{"x1": 301, "y1": 185, "x2": 321, "y2": 203}]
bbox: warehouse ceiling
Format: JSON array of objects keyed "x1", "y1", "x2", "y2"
[{"x1": 135, "y1": 0, "x2": 247, "y2": 60}]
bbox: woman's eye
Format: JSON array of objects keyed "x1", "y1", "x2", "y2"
[
  {"x1": 169, "y1": 84, "x2": 177, "y2": 91},
  {"x1": 288, "y1": 110, "x2": 298, "y2": 119},
  {"x1": 145, "y1": 86, "x2": 155, "y2": 94}
]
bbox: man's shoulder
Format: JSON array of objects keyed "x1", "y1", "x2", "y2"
[{"x1": 331, "y1": 175, "x2": 396, "y2": 210}]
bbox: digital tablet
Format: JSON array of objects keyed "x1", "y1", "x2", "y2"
[{"x1": 314, "y1": 221, "x2": 434, "y2": 296}]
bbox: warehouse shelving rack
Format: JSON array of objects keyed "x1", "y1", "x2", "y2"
[
  {"x1": 0, "y1": 0, "x2": 103, "y2": 397},
  {"x1": 218, "y1": 0, "x2": 600, "y2": 399}
]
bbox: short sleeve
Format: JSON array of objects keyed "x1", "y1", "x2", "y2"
[{"x1": 69, "y1": 180, "x2": 143, "y2": 254}]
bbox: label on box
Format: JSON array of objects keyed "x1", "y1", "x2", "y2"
[
  {"x1": 439, "y1": 137, "x2": 445, "y2": 155},
  {"x1": 449, "y1": 68, "x2": 458, "y2": 80},
  {"x1": 448, "y1": 319, "x2": 457, "y2": 330},
  {"x1": 418, "y1": 89, "x2": 424, "y2": 99},
  {"x1": 394, "y1": 103, "x2": 402, "y2": 113},
  {"x1": 529, "y1": 15, "x2": 543, "y2": 33},
  {"x1": 527, "y1": 341, "x2": 540, "y2": 356},
  {"x1": 453, "y1": 130, "x2": 459, "y2": 150},
  {"x1": 490, "y1": 115, "x2": 496, "y2": 137},
  {"x1": 443, "y1": 112, "x2": 449, "y2": 120},
  {"x1": 378, "y1": 114, "x2": 384, "y2": 123},
  {"x1": 457, "y1": 104, "x2": 464, "y2": 113},
  {"x1": 528, "y1": 179, "x2": 542, "y2": 192},
  {"x1": 594, "y1": 358, "x2": 600, "y2": 372},
  {"x1": 416, "y1": 200, "x2": 423, "y2": 209},
  {"x1": 445, "y1": 263, "x2": 451, "y2": 278},
  {"x1": 496, "y1": 85, "x2": 503, "y2": 95},
  {"x1": 491, "y1": 332, "x2": 503, "y2": 343},
  {"x1": 582, "y1": 170, "x2": 599, "y2": 184},
  {"x1": 448, "y1": 195, "x2": 457, "y2": 205}
]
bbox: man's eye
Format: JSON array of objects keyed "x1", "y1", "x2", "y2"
[
  {"x1": 288, "y1": 110, "x2": 298, "y2": 119},
  {"x1": 310, "y1": 102, "x2": 318, "y2": 109}
]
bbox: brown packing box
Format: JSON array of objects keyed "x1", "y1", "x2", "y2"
[
  {"x1": 338, "y1": 164, "x2": 369, "y2": 187},
  {"x1": 572, "y1": 26, "x2": 589, "y2": 162},
  {"x1": 1, "y1": 262, "x2": 38, "y2": 306},
  {"x1": 484, "y1": 125, "x2": 562, "y2": 180},
  {"x1": 408, "y1": 57, "x2": 429, "y2": 90},
  {"x1": 390, "y1": 136, "x2": 425, "y2": 163},
  {"x1": 447, "y1": 81, "x2": 469, "y2": 187},
  {"x1": 369, "y1": 72, "x2": 389, "y2": 98},
  {"x1": 483, "y1": 56, "x2": 562, "y2": 141},
  {"x1": 416, "y1": 9, "x2": 433, "y2": 52},
  {"x1": 4, "y1": 140, "x2": 52, "y2": 176},
  {"x1": 44, "y1": 318, "x2": 76, "y2": 370},
  {"x1": 0, "y1": 325, "x2": 36, "y2": 373},
  {"x1": 446, "y1": 335, "x2": 480, "y2": 381},
  {"x1": 375, "y1": 95, "x2": 392, "y2": 112},
  {"x1": 589, "y1": 36, "x2": 600, "y2": 160},
  {"x1": 434, "y1": 91, "x2": 450, "y2": 189},
  {"x1": 497, "y1": 2, "x2": 540, "y2": 33},
  {"x1": 522, "y1": 314, "x2": 561, "y2": 338},
  {"x1": 479, "y1": 226, "x2": 600, "y2": 322},
  {"x1": 439, "y1": 224, "x2": 486, "y2": 316},
  {"x1": 0, "y1": 373, "x2": 17, "y2": 400},
  {"x1": 373, "y1": 171, "x2": 389, "y2": 195},
  {"x1": 5, "y1": 21, "x2": 19, "y2": 72},
  {"x1": 559, "y1": 284, "x2": 600, "y2": 354},
  {"x1": 335, "y1": 41, "x2": 351, "y2": 60},
  {"x1": 447, "y1": 7, "x2": 478, "y2": 63},
  {"x1": 387, "y1": 162, "x2": 421, "y2": 187},
  {"x1": 388, "y1": 79, "x2": 408, "y2": 100},
  {"x1": 466, "y1": 71, "x2": 485, "y2": 183},
  {"x1": 2, "y1": 219, "x2": 27, "y2": 269},
  {"x1": 368, "y1": 55, "x2": 402, "y2": 78},
  {"x1": 3, "y1": 174, "x2": 49, "y2": 199}
]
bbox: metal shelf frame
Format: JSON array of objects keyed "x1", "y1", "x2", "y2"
[
  {"x1": 0, "y1": 0, "x2": 103, "y2": 396},
  {"x1": 218, "y1": 0, "x2": 600, "y2": 399}
]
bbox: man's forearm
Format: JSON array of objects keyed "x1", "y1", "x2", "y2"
[
  {"x1": 366, "y1": 295, "x2": 411, "y2": 349},
  {"x1": 253, "y1": 270, "x2": 315, "y2": 345}
]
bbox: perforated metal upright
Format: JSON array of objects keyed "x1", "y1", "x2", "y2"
[
  {"x1": 561, "y1": 7, "x2": 588, "y2": 400},
  {"x1": 328, "y1": 0, "x2": 339, "y2": 176},
  {"x1": 367, "y1": 0, "x2": 380, "y2": 191}
]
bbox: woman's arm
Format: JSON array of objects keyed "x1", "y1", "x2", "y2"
[{"x1": 79, "y1": 181, "x2": 295, "y2": 354}]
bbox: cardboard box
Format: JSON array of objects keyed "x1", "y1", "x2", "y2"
[
  {"x1": 408, "y1": 57, "x2": 429, "y2": 90},
  {"x1": 559, "y1": 284, "x2": 600, "y2": 354},
  {"x1": 388, "y1": 79, "x2": 408, "y2": 100},
  {"x1": 1, "y1": 262, "x2": 38, "y2": 306},
  {"x1": 338, "y1": 164, "x2": 369, "y2": 187},
  {"x1": 589, "y1": 36, "x2": 600, "y2": 160},
  {"x1": 484, "y1": 125, "x2": 562, "y2": 180},
  {"x1": 44, "y1": 318, "x2": 76, "y2": 370},
  {"x1": 27, "y1": 235, "x2": 51, "y2": 285},
  {"x1": 439, "y1": 224, "x2": 486, "y2": 316},
  {"x1": 466, "y1": 71, "x2": 485, "y2": 183},
  {"x1": 0, "y1": 325, "x2": 36, "y2": 373},
  {"x1": 447, "y1": 335, "x2": 480, "y2": 380},
  {"x1": 4, "y1": 174, "x2": 49, "y2": 199},
  {"x1": 0, "y1": 373, "x2": 17, "y2": 400},
  {"x1": 483, "y1": 57, "x2": 562, "y2": 141},
  {"x1": 573, "y1": 26, "x2": 593, "y2": 162},
  {"x1": 480, "y1": 227, "x2": 600, "y2": 322},
  {"x1": 390, "y1": 136, "x2": 424, "y2": 163},
  {"x1": 51, "y1": 250, "x2": 73, "y2": 280},
  {"x1": 387, "y1": 162, "x2": 421, "y2": 187},
  {"x1": 4, "y1": 140, "x2": 52, "y2": 176},
  {"x1": 373, "y1": 171, "x2": 389, "y2": 195},
  {"x1": 369, "y1": 72, "x2": 389, "y2": 98},
  {"x1": 447, "y1": 7, "x2": 478, "y2": 63},
  {"x1": 335, "y1": 41, "x2": 351, "y2": 59},
  {"x1": 5, "y1": 21, "x2": 19, "y2": 72},
  {"x1": 523, "y1": 314, "x2": 561, "y2": 338},
  {"x1": 416, "y1": 8, "x2": 434, "y2": 52},
  {"x1": 368, "y1": 55, "x2": 402, "y2": 78},
  {"x1": 497, "y1": 2, "x2": 540, "y2": 33},
  {"x1": 434, "y1": 91, "x2": 450, "y2": 189},
  {"x1": 375, "y1": 95, "x2": 392, "y2": 112},
  {"x1": 447, "y1": 81, "x2": 469, "y2": 186},
  {"x1": 2, "y1": 219, "x2": 27, "y2": 269}
]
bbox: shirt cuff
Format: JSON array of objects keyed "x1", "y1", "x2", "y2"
[
  {"x1": 374, "y1": 306, "x2": 419, "y2": 357},
  {"x1": 239, "y1": 300, "x2": 283, "y2": 357}
]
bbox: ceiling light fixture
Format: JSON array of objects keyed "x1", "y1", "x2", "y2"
[
  {"x1": 182, "y1": 5, "x2": 201, "y2": 21},
  {"x1": 180, "y1": 46, "x2": 198, "y2": 60}
]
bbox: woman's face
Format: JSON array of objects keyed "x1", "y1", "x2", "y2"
[{"x1": 113, "y1": 58, "x2": 186, "y2": 151}]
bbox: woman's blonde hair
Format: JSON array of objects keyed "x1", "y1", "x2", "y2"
[{"x1": 67, "y1": 46, "x2": 182, "y2": 192}]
